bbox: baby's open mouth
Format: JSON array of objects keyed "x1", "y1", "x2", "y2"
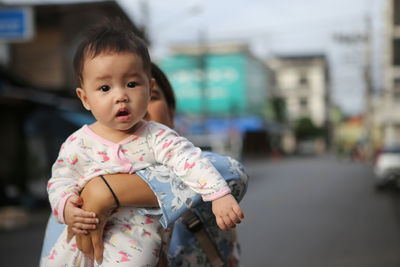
[
  {"x1": 117, "y1": 110, "x2": 129, "y2": 117},
  {"x1": 116, "y1": 108, "x2": 131, "y2": 122}
]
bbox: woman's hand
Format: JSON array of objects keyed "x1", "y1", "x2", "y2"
[
  {"x1": 75, "y1": 215, "x2": 109, "y2": 264},
  {"x1": 75, "y1": 206, "x2": 112, "y2": 264},
  {"x1": 75, "y1": 173, "x2": 159, "y2": 263},
  {"x1": 75, "y1": 177, "x2": 117, "y2": 263}
]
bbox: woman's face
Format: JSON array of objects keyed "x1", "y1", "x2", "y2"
[{"x1": 144, "y1": 82, "x2": 175, "y2": 128}]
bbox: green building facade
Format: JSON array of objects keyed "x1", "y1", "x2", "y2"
[{"x1": 160, "y1": 50, "x2": 269, "y2": 117}]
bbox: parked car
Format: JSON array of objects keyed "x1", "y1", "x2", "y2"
[{"x1": 374, "y1": 145, "x2": 400, "y2": 189}]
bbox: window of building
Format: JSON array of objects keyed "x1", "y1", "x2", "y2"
[
  {"x1": 393, "y1": 78, "x2": 400, "y2": 98},
  {"x1": 394, "y1": 0, "x2": 400, "y2": 25},
  {"x1": 299, "y1": 73, "x2": 308, "y2": 85},
  {"x1": 299, "y1": 97, "x2": 308, "y2": 108},
  {"x1": 393, "y1": 39, "x2": 400, "y2": 66}
]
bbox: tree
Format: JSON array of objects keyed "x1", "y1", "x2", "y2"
[
  {"x1": 270, "y1": 97, "x2": 287, "y2": 123},
  {"x1": 294, "y1": 117, "x2": 323, "y2": 141}
]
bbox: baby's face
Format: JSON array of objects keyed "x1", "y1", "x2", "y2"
[{"x1": 76, "y1": 51, "x2": 152, "y2": 133}]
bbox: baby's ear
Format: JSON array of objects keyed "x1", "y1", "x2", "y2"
[{"x1": 76, "y1": 88, "x2": 91, "y2": 110}]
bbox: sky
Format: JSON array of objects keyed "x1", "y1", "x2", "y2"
[{"x1": 118, "y1": 0, "x2": 385, "y2": 116}]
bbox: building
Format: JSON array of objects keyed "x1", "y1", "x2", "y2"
[
  {"x1": 160, "y1": 43, "x2": 272, "y2": 157},
  {"x1": 2, "y1": 0, "x2": 144, "y2": 94},
  {"x1": 160, "y1": 43, "x2": 269, "y2": 117},
  {"x1": 268, "y1": 54, "x2": 330, "y2": 127},
  {"x1": 267, "y1": 55, "x2": 332, "y2": 150},
  {"x1": 382, "y1": 0, "x2": 400, "y2": 145}
]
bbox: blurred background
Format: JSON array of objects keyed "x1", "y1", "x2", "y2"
[{"x1": 1, "y1": 0, "x2": 400, "y2": 266}]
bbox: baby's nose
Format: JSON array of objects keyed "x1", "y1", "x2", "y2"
[{"x1": 115, "y1": 88, "x2": 128, "y2": 103}]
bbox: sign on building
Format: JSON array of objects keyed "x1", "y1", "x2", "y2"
[
  {"x1": 161, "y1": 53, "x2": 268, "y2": 116},
  {"x1": 0, "y1": 7, "x2": 34, "y2": 42}
]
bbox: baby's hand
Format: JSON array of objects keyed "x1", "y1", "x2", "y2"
[
  {"x1": 64, "y1": 195, "x2": 98, "y2": 237},
  {"x1": 212, "y1": 194, "x2": 244, "y2": 232}
]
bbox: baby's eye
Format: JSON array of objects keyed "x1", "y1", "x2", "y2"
[
  {"x1": 127, "y1": 81, "x2": 137, "y2": 88},
  {"x1": 100, "y1": 85, "x2": 110, "y2": 92}
]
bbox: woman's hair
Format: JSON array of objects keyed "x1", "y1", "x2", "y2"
[
  {"x1": 73, "y1": 18, "x2": 151, "y2": 87},
  {"x1": 151, "y1": 62, "x2": 176, "y2": 112}
]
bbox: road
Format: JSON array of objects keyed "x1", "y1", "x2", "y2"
[
  {"x1": 1, "y1": 156, "x2": 400, "y2": 266},
  {"x1": 238, "y1": 156, "x2": 400, "y2": 267},
  {"x1": 0, "y1": 207, "x2": 48, "y2": 267}
]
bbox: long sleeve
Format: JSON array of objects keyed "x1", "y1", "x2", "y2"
[
  {"x1": 146, "y1": 121, "x2": 230, "y2": 201},
  {"x1": 168, "y1": 153, "x2": 248, "y2": 265},
  {"x1": 47, "y1": 142, "x2": 80, "y2": 224},
  {"x1": 205, "y1": 152, "x2": 248, "y2": 202},
  {"x1": 136, "y1": 151, "x2": 248, "y2": 228}
]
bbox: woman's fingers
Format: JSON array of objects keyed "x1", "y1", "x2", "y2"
[
  {"x1": 91, "y1": 225, "x2": 105, "y2": 264},
  {"x1": 76, "y1": 234, "x2": 94, "y2": 260}
]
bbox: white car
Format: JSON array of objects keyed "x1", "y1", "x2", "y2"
[{"x1": 374, "y1": 146, "x2": 400, "y2": 189}]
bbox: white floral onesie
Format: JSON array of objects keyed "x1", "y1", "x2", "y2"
[{"x1": 45, "y1": 121, "x2": 230, "y2": 267}]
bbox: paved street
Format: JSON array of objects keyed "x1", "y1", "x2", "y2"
[
  {"x1": 1, "y1": 156, "x2": 400, "y2": 266},
  {"x1": 0, "y1": 207, "x2": 49, "y2": 267},
  {"x1": 238, "y1": 156, "x2": 400, "y2": 267}
]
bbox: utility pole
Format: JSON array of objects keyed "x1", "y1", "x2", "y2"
[
  {"x1": 333, "y1": 14, "x2": 374, "y2": 160},
  {"x1": 363, "y1": 15, "x2": 374, "y2": 159}
]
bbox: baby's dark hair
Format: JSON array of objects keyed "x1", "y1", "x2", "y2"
[{"x1": 73, "y1": 18, "x2": 151, "y2": 87}]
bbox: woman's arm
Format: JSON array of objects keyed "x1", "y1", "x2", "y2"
[{"x1": 83, "y1": 173, "x2": 159, "y2": 208}]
